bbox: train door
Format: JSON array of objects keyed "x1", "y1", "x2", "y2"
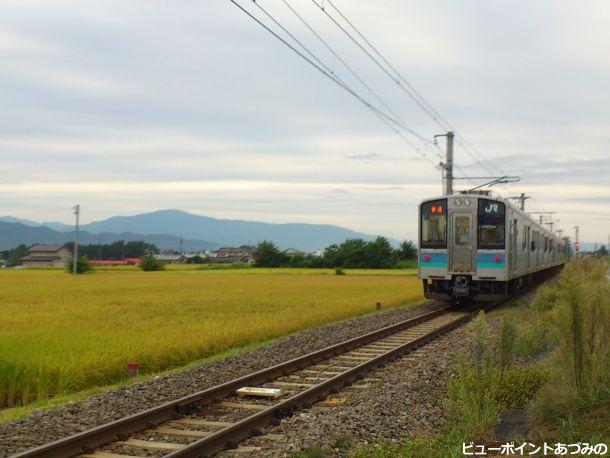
[
  {"x1": 451, "y1": 213, "x2": 473, "y2": 272},
  {"x1": 510, "y1": 219, "x2": 517, "y2": 274},
  {"x1": 526, "y1": 226, "x2": 531, "y2": 271}
]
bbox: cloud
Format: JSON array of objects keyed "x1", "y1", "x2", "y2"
[{"x1": 0, "y1": 0, "x2": 609, "y2": 242}]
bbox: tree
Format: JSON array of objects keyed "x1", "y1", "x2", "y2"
[
  {"x1": 364, "y1": 237, "x2": 397, "y2": 268},
  {"x1": 139, "y1": 253, "x2": 165, "y2": 271},
  {"x1": 4, "y1": 244, "x2": 29, "y2": 267},
  {"x1": 74, "y1": 240, "x2": 159, "y2": 260},
  {"x1": 186, "y1": 255, "x2": 207, "y2": 264},
  {"x1": 596, "y1": 245, "x2": 608, "y2": 257},
  {"x1": 320, "y1": 237, "x2": 398, "y2": 268},
  {"x1": 253, "y1": 241, "x2": 288, "y2": 267},
  {"x1": 66, "y1": 255, "x2": 93, "y2": 274},
  {"x1": 397, "y1": 240, "x2": 417, "y2": 260}
]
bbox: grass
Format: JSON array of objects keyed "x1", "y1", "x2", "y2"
[
  {"x1": 352, "y1": 258, "x2": 610, "y2": 457},
  {"x1": 0, "y1": 268, "x2": 422, "y2": 408}
]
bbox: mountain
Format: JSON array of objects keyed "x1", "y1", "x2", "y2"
[
  {"x1": 0, "y1": 221, "x2": 219, "y2": 252},
  {"x1": 78, "y1": 210, "x2": 388, "y2": 251},
  {"x1": 0, "y1": 216, "x2": 71, "y2": 232},
  {"x1": 1, "y1": 209, "x2": 395, "y2": 251}
]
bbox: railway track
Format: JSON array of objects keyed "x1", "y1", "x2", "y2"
[{"x1": 14, "y1": 302, "x2": 501, "y2": 458}]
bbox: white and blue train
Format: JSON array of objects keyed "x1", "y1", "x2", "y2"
[{"x1": 418, "y1": 191, "x2": 567, "y2": 302}]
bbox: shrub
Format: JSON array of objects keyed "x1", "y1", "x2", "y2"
[
  {"x1": 65, "y1": 255, "x2": 92, "y2": 274},
  {"x1": 494, "y1": 366, "x2": 550, "y2": 411},
  {"x1": 531, "y1": 257, "x2": 610, "y2": 430},
  {"x1": 530, "y1": 283, "x2": 561, "y2": 313},
  {"x1": 498, "y1": 315, "x2": 517, "y2": 382},
  {"x1": 138, "y1": 253, "x2": 165, "y2": 271},
  {"x1": 447, "y1": 312, "x2": 497, "y2": 434},
  {"x1": 334, "y1": 267, "x2": 346, "y2": 275}
]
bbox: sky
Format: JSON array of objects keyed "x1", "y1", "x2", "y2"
[{"x1": 1, "y1": 0, "x2": 609, "y2": 243}]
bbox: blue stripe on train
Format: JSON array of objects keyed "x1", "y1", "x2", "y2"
[
  {"x1": 420, "y1": 252, "x2": 448, "y2": 268},
  {"x1": 477, "y1": 253, "x2": 505, "y2": 269}
]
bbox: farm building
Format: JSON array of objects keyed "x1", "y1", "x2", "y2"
[
  {"x1": 211, "y1": 246, "x2": 254, "y2": 264},
  {"x1": 21, "y1": 244, "x2": 70, "y2": 268}
]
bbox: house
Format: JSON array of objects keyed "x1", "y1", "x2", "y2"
[
  {"x1": 21, "y1": 244, "x2": 71, "y2": 268},
  {"x1": 211, "y1": 246, "x2": 254, "y2": 264}
]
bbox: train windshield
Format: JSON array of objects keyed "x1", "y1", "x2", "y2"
[
  {"x1": 421, "y1": 199, "x2": 447, "y2": 248},
  {"x1": 478, "y1": 199, "x2": 506, "y2": 249}
]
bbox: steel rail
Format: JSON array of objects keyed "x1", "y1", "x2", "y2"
[
  {"x1": 168, "y1": 310, "x2": 475, "y2": 457},
  {"x1": 14, "y1": 306, "x2": 451, "y2": 458}
]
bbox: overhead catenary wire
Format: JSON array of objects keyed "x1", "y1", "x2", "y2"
[
  {"x1": 314, "y1": 0, "x2": 510, "y2": 182},
  {"x1": 280, "y1": 0, "x2": 432, "y2": 147},
  {"x1": 229, "y1": 0, "x2": 439, "y2": 166}
]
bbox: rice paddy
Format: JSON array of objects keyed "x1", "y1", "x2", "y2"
[{"x1": 0, "y1": 267, "x2": 422, "y2": 408}]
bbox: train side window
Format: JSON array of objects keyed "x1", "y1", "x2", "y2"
[
  {"x1": 531, "y1": 231, "x2": 536, "y2": 251},
  {"x1": 420, "y1": 199, "x2": 447, "y2": 248},
  {"x1": 522, "y1": 225, "x2": 527, "y2": 250},
  {"x1": 478, "y1": 199, "x2": 506, "y2": 249}
]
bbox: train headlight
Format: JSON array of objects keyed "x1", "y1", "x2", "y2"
[
  {"x1": 455, "y1": 198, "x2": 463, "y2": 207},
  {"x1": 463, "y1": 198, "x2": 471, "y2": 206}
]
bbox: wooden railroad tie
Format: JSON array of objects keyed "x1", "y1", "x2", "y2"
[{"x1": 117, "y1": 438, "x2": 185, "y2": 451}]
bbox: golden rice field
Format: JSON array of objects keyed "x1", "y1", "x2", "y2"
[{"x1": 0, "y1": 268, "x2": 422, "y2": 408}]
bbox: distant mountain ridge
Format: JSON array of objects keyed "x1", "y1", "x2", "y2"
[
  {"x1": 0, "y1": 216, "x2": 71, "y2": 232},
  {"x1": 1, "y1": 209, "x2": 395, "y2": 251},
  {"x1": 0, "y1": 221, "x2": 219, "y2": 252}
]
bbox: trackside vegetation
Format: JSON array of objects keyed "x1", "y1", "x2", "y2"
[
  {"x1": 253, "y1": 238, "x2": 417, "y2": 269},
  {"x1": 0, "y1": 268, "x2": 422, "y2": 408},
  {"x1": 344, "y1": 258, "x2": 608, "y2": 457}
]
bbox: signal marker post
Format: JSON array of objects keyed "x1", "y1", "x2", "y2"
[{"x1": 73, "y1": 204, "x2": 80, "y2": 275}]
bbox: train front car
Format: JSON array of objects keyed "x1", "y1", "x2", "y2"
[{"x1": 418, "y1": 193, "x2": 508, "y2": 303}]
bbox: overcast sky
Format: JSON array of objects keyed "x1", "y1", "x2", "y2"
[{"x1": 1, "y1": 0, "x2": 609, "y2": 243}]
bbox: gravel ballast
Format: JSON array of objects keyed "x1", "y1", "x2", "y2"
[
  {"x1": 222, "y1": 323, "x2": 474, "y2": 457},
  {"x1": 0, "y1": 301, "x2": 444, "y2": 456},
  {"x1": 221, "y1": 297, "x2": 532, "y2": 457}
]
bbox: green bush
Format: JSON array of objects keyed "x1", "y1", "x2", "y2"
[
  {"x1": 334, "y1": 267, "x2": 346, "y2": 275},
  {"x1": 494, "y1": 366, "x2": 550, "y2": 411},
  {"x1": 447, "y1": 312, "x2": 497, "y2": 435},
  {"x1": 530, "y1": 283, "x2": 561, "y2": 313},
  {"x1": 138, "y1": 253, "x2": 165, "y2": 271},
  {"x1": 530, "y1": 258, "x2": 610, "y2": 437},
  {"x1": 65, "y1": 255, "x2": 92, "y2": 274}
]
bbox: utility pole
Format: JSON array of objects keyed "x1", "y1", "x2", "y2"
[
  {"x1": 73, "y1": 204, "x2": 80, "y2": 275},
  {"x1": 508, "y1": 193, "x2": 530, "y2": 211},
  {"x1": 445, "y1": 131, "x2": 454, "y2": 195},
  {"x1": 574, "y1": 225, "x2": 580, "y2": 257},
  {"x1": 179, "y1": 237, "x2": 184, "y2": 254},
  {"x1": 435, "y1": 131, "x2": 454, "y2": 195}
]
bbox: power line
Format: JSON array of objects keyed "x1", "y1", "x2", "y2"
[
  {"x1": 229, "y1": 0, "x2": 438, "y2": 166},
  {"x1": 280, "y1": 0, "x2": 431, "y2": 147},
  {"x1": 314, "y1": 0, "x2": 510, "y2": 180}
]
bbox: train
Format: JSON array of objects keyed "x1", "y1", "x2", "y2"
[{"x1": 418, "y1": 191, "x2": 567, "y2": 302}]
